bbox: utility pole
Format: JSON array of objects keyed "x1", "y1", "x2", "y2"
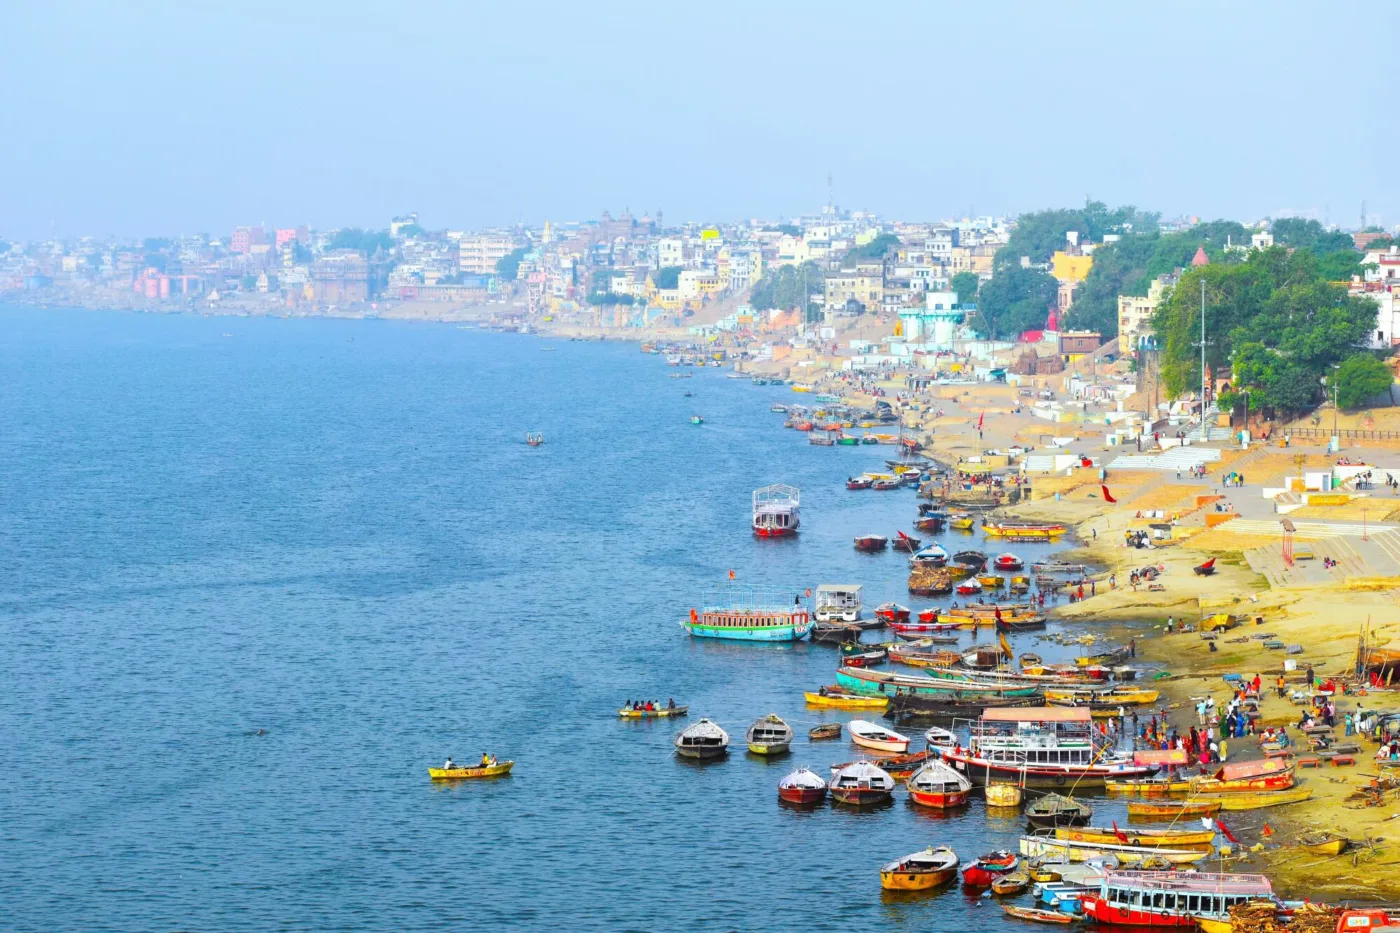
[{"x1": 1199, "y1": 277, "x2": 1208, "y2": 441}]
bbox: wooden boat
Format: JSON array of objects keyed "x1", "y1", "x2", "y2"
[
  {"x1": 994, "y1": 552, "x2": 1025, "y2": 571},
  {"x1": 907, "y1": 759, "x2": 972, "y2": 808},
  {"x1": 836, "y1": 666, "x2": 1040, "y2": 699},
  {"x1": 880, "y1": 846, "x2": 960, "y2": 891},
  {"x1": 961, "y1": 645, "x2": 1005, "y2": 670},
  {"x1": 804, "y1": 688, "x2": 889, "y2": 709},
  {"x1": 674, "y1": 718, "x2": 730, "y2": 759},
  {"x1": 977, "y1": 574, "x2": 1005, "y2": 588},
  {"x1": 830, "y1": 760, "x2": 896, "y2": 806},
  {"x1": 752, "y1": 483, "x2": 800, "y2": 537},
  {"x1": 951, "y1": 549, "x2": 989, "y2": 572},
  {"x1": 913, "y1": 515, "x2": 945, "y2": 533},
  {"x1": 855, "y1": 533, "x2": 889, "y2": 552},
  {"x1": 684, "y1": 585, "x2": 813, "y2": 642},
  {"x1": 983, "y1": 522, "x2": 1067, "y2": 539},
  {"x1": 874, "y1": 602, "x2": 911, "y2": 624},
  {"x1": 924, "y1": 725, "x2": 956, "y2": 749},
  {"x1": 428, "y1": 760, "x2": 514, "y2": 779},
  {"x1": 849, "y1": 719, "x2": 910, "y2": 754},
  {"x1": 1056, "y1": 826, "x2": 1216, "y2": 850},
  {"x1": 811, "y1": 622, "x2": 862, "y2": 644},
  {"x1": 846, "y1": 476, "x2": 872, "y2": 490},
  {"x1": 1190, "y1": 760, "x2": 1295, "y2": 794},
  {"x1": 1127, "y1": 799, "x2": 1221, "y2": 820},
  {"x1": 618, "y1": 704, "x2": 689, "y2": 719},
  {"x1": 985, "y1": 783, "x2": 1023, "y2": 807},
  {"x1": 1298, "y1": 830, "x2": 1348, "y2": 856},
  {"x1": 909, "y1": 543, "x2": 949, "y2": 566},
  {"x1": 1027, "y1": 865, "x2": 1061, "y2": 883},
  {"x1": 1080, "y1": 870, "x2": 1273, "y2": 928},
  {"x1": 1019, "y1": 653, "x2": 1043, "y2": 668},
  {"x1": 525, "y1": 432, "x2": 544, "y2": 446},
  {"x1": 1002, "y1": 905, "x2": 1077, "y2": 925},
  {"x1": 1019, "y1": 836, "x2": 1209, "y2": 865},
  {"x1": 962, "y1": 851, "x2": 1019, "y2": 887},
  {"x1": 777, "y1": 767, "x2": 827, "y2": 804},
  {"x1": 1026, "y1": 793, "x2": 1092, "y2": 828},
  {"x1": 809, "y1": 722, "x2": 842, "y2": 740},
  {"x1": 955, "y1": 579, "x2": 983, "y2": 597},
  {"x1": 871, "y1": 477, "x2": 901, "y2": 490},
  {"x1": 992, "y1": 871, "x2": 1030, "y2": 896},
  {"x1": 745, "y1": 714, "x2": 793, "y2": 755},
  {"x1": 1044, "y1": 687, "x2": 1160, "y2": 708},
  {"x1": 1211, "y1": 787, "x2": 1312, "y2": 810},
  {"x1": 839, "y1": 646, "x2": 887, "y2": 667},
  {"x1": 948, "y1": 512, "x2": 975, "y2": 530},
  {"x1": 1105, "y1": 776, "x2": 1191, "y2": 797},
  {"x1": 832, "y1": 750, "x2": 933, "y2": 782},
  {"x1": 891, "y1": 532, "x2": 922, "y2": 553}
]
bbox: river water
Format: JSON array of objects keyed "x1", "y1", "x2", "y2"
[{"x1": 0, "y1": 307, "x2": 1140, "y2": 932}]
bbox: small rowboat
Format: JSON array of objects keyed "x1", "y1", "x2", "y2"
[
  {"x1": 1026, "y1": 793, "x2": 1092, "y2": 828},
  {"x1": 874, "y1": 602, "x2": 911, "y2": 624},
  {"x1": 907, "y1": 759, "x2": 972, "y2": 808},
  {"x1": 1105, "y1": 777, "x2": 1190, "y2": 797},
  {"x1": 839, "y1": 646, "x2": 887, "y2": 668},
  {"x1": 618, "y1": 705, "x2": 688, "y2": 719},
  {"x1": 428, "y1": 761, "x2": 514, "y2": 780},
  {"x1": 955, "y1": 579, "x2": 983, "y2": 596},
  {"x1": 804, "y1": 689, "x2": 889, "y2": 710},
  {"x1": 830, "y1": 760, "x2": 896, "y2": 806},
  {"x1": 848, "y1": 719, "x2": 910, "y2": 754},
  {"x1": 962, "y1": 850, "x2": 1018, "y2": 887},
  {"x1": 880, "y1": 846, "x2": 960, "y2": 891},
  {"x1": 994, "y1": 552, "x2": 1024, "y2": 571},
  {"x1": 1127, "y1": 799, "x2": 1221, "y2": 820},
  {"x1": 809, "y1": 722, "x2": 842, "y2": 740},
  {"x1": 1206, "y1": 787, "x2": 1312, "y2": 810},
  {"x1": 777, "y1": 767, "x2": 828, "y2": 804},
  {"x1": 1002, "y1": 905, "x2": 1077, "y2": 925},
  {"x1": 1019, "y1": 836, "x2": 1209, "y2": 865},
  {"x1": 992, "y1": 871, "x2": 1030, "y2": 896},
  {"x1": 1056, "y1": 826, "x2": 1216, "y2": 850},
  {"x1": 891, "y1": 533, "x2": 922, "y2": 553},
  {"x1": 1298, "y1": 831, "x2": 1348, "y2": 856},
  {"x1": 846, "y1": 476, "x2": 872, "y2": 490},
  {"x1": 831, "y1": 750, "x2": 934, "y2": 783},
  {"x1": 977, "y1": 574, "x2": 1005, "y2": 588},
  {"x1": 855, "y1": 534, "x2": 889, "y2": 552},
  {"x1": 746, "y1": 714, "x2": 794, "y2": 755}
]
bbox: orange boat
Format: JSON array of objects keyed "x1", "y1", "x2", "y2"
[
  {"x1": 1190, "y1": 759, "x2": 1295, "y2": 794},
  {"x1": 1128, "y1": 799, "x2": 1221, "y2": 820}
]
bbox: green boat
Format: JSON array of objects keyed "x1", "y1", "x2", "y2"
[
  {"x1": 836, "y1": 436, "x2": 860, "y2": 446},
  {"x1": 836, "y1": 666, "x2": 1039, "y2": 699}
]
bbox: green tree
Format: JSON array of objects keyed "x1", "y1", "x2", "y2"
[
  {"x1": 654, "y1": 266, "x2": 683, "y2": 290},
  {"x1": 328, "y1": 228, "x2": 394, "y2": 254},
  {"x1": 750, "y1": 262, "x2": 823, "y2": 319},
  {"x1": 844, "y1": 233, "x2": 900, "y2": 265},
  {"x1": 1270, "y1": 218, "x2": 1355, "y2": 254},
  {"x1": 995, "y1": 201, "x2": 1160, "y2": 269},
  {"x1": 1335, "y1": 354, "x2": 1395, "y2": 409},
  {"x1": 976, "y1": 266, "x2": 1057, "y2": 339},
  {"x1": 394, "y1": 223, "x2": 426, "y2": 239},
  {"x1": 496, "y1": 247, "x2": 528, "y2": 281},
  {"x1": 951, "y1": 272, "x2": 980, "y2": 305}
]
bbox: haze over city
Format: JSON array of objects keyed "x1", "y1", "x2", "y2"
[{"x1": 2, "y1": 1, "x2": 1396, "y2": 238}]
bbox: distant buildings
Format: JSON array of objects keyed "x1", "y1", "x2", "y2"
[{"x1": 458, "y1": 234, "x2": 515, "y2": 275}]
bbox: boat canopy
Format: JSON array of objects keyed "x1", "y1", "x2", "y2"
[
  {"x1": 1213, "y1": 759, "x2": 1290, "y2": 781},
  {"x1": 983, "y1": 707, "x2": 1091, "y2": 723},
  {"x1": 779, "y1": 767, "x2": 827, "y2": 790},
  {"x1": 1134, "y1": 749, "x2": 1189, "y2": 766},
  {"x1": 1101, "y1": 870, "x2": 1272, "y2": 896},
  {"x1": 832, "y1": 760, "x2": 895, "y2": 787},
  {"x1": 678, "y1": 719, "x2": 729, "y2": 742}
]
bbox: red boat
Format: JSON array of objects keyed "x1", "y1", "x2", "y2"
[
  {"x1": 828, "y1": 760, "x2": 896, "y2": 806},
  {"x1": 794, "y1": 421, "x2": 814, "y2": 431},
  {"x1": 993, "y1": 552, "x2": 1023, "y2": 571},
  {"x1": 874, "y1": 602, "x2": 911, "y2": 624},
  {"x1": 891, "y1": 532, "x2": 922, "y2": 553},
  {"x1": 777, "y1": 767, "x2": 828, "y2": 804},
  {"x1": 846, "y1": 476, "x2": 872, "y2": 490},
  {"x1": 954, "y1": 579, "x2": 983, "y2": 596},
  {"x1": 961, "y1": 851, "x2": 1019, "y2": 887},
  {"x1": 753, "y1": 484, "x2": 800, "y2": 538},
  {"x1": 854, "y1": 534, "x2": 889, "y2": 552},
  {"x1": 915, "y1": 608, "x2": 948, "y2": 625},
  {"x1": 1080, "y1": 870, "x2": 1274, "y2": 927},
  {"x1": 907, "y1": 759, "x2": 972, "y2": 809}
]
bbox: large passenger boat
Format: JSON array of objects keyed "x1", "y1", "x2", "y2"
[
  {"x1": 1079, "y1": 870, "x2": 1274, "y2": 927},
  {"x1": 941, "y1": 707, "x2": 1154, "y2": 788},
  {"x1": 752, "y1": 484, "x2": 800, "y2": 537},
  {"x1": 683, "y1": 584, "x2": 813, "y2": 642}
]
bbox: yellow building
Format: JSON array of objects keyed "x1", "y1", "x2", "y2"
[
  {"x1": 1116, "y1": 274, "x2": 1176, "y2": 350},
  {"x1": 1051, "y1": 251, "x2": 1093, "y2": 283}
]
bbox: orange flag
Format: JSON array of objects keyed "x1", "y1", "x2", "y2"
[
  {"x1": 728, "y1": 569, "x2": 735, "y2": 580},
  {"x1": 1262, "y1": 824, "x2": 1274, "y2": 838}
]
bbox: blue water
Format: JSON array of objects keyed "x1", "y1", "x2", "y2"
[{"x1": 0, "y1": 308, "x2": 1135, "y2": 932}]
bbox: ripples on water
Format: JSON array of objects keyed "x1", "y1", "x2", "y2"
[{"x1": 0, "y1": 308, "x2": 1137, "y2": 931}]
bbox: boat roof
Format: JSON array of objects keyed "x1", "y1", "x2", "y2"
[
  {"x1": 816, "y1": 583, "x2": 862, "y2": 593},
  {"x1": 780, "y1": 768, "x2": 826, "y2": 788},
  {"x1": 983, "y1": 706, "x2": 1091, "y2": 723},
  {"x1": 1214, "y1": 758, "x2": 1289, "y2": 781},
  {"x1": 679, "y1": 719, "x2": 729, "y2": 740},
  {"x1": 1103, "y1": 870, "x2": 1272, "y2": 895},
  {"x1": 1134, "y1": 749, "x2": 1189, "y2": 766},
  {"x1": 833, "y1": 760, "x2": 894, "y2": 780}
]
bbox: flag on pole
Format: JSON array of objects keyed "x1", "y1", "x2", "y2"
[
  {"x1": 1216, "y1": 819, "x2": 1239, "y2": 844},
  {"x1": 977, "y1": 412, "x2": 984, "y2": 431},
  {"x1": 728, "y1": 569, "x2": 736, "y2": 580},
  {"x1": 1112, "y1": 820, "x2": 1128, "y2": 844},
  {"x1": 1101, "y1": 484, "x2": 1117, "y2": 503}
]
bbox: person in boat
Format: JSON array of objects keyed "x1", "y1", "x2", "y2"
[
  {"x1": 480, "y1": 751, "x2": 491, "y2": 768},
  {"x1": 444, "y1": 757, "x2": 456, "y2": 770},
  {"x1": 667, "y1": 698, "x2": 675, "y2": 709},
  {"x1": 646, "y1": 700, "x2": 655, "y2": 711},
  {"x1": 819, "y1": 686, "x2": 829, "y2": 697}
]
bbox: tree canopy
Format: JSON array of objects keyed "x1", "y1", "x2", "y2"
[
  {"x1": 975, "y1": 266, "x2": 1056, "y2": 339},
  {"x1": 653, "y1": 266, "x2": 683, "y2": 290},
  {"x1": 951, "y1": 271, "x2": 980, "y2": 305},
  {"x1": 328, "y1": 228, "x2": 394, "y2": 255},
  {"x1": 1152, "y1": 247, "x2": 1380, "y2": 417},
  {"x1": 844, "y1": 233, "x2": 900, "y2": 265},
  {"x1": 1334, "y1": 354, "x2": 1395, "y2": 409},
  {"x1": 995, "y1": 201, "x2": 1159, "y2": 269},
  {"x1": 750, "y1": 262, "x2": 823, "y2": 321},
  {"x1": 495, "y1": 247, "x2": 528, "y2": 281}
]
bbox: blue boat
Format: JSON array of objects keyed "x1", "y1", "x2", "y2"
[{"x1": 683, "y1": 584, "x2": 812, "y2": 642}]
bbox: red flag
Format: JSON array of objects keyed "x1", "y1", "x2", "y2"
[
  {"x1": 977, "y1": 412, "x2": 984, "y2": 430},
  {"x1": 1216, "y1": 819, "x2": 1239, "y2": 844},
  {"x1": 728, "y1": 569, "x2": 735, "y2": 580},
  {"x1": 1112, "y1": 820, "x2": 1128, "y2": 844},
  {"x1": 1262, "y1": 824, "x2": 1274, "y2": 838},
  {"x1": 1101, "y1": 484, "x2": 1117, "y2": 503}
]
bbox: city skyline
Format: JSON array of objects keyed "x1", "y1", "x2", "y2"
[{"x1": 3, "y1": 2, "x2": 1397, "y2": 239}]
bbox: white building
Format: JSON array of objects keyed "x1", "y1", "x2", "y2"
[
  {"x1": 657, "y1": 237, "x2": 685, "y2": 268},
  {"x1": 459, "y1": 234, "x2": 514, "y2": 274}
]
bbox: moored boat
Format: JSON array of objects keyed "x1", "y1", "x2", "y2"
[
  {"x1": 809, "y1": 722, "x2": 842, "y2": 740},
  {"x1": 891, "y1": 532, "x2": 922, "y2": 553},
  {"x1": 940, "y1": 707, "x2": 1154, "y2": 787},
  {"x1": 745, "y1": 714, "x2": 794, "y2": 755},
  {"x1": 880, "y1": 846, "x2": 960, "y2": 891},
  {"x1": 1105, "y1": 776, "x2": 1191, "y2": 797},
  {"x1": 1056, "y1": 826, "x2": 1216, "y2": 850},
  {"x1": 962, "y1": 850, "x2": 1019, "y2": 887},
  {"x1": 1127, "y1": 799, "x2": 1221, "y2": 820},
  {"x1": 848, "y1": 719, "x2": 910, "y2": 754},
  {"x1": 830, "y1": 750, "x2": 933, "y2": 783},
  {"x1": 1002, "y1": 905, "x2": 1077, "y2": 924},
  {"x1": 1189, "y1": 759, "x2": 1295, "y2": 794},
  {"x1": 1298, "y1": 830, "x2": 1348, "y2": 856},
  {"x1": 804, "y1": 687, "x2": 889, "y2": 709},
  {"x1": 1019, "y1": 835, "x2": 1209, "y2": 865},
  {"x1": 811, "y1": 621, "x2": 862, "y2": 644},
  {"x1": 983, "y1": 522, "x2": 1067, "y2": 539},
  {"x1": 907, "y1": 759, "x2": 972, "y2": 808},
  {"x1": 674, "y1": 718, "x2": 730, "y2": 759},
  {"x1": 838, "y1": 644, "x2": 888, "y2": 667},
  {"x1": 428, "y1": 761, "x2": 514, "y2": 780},
  {"x1": 618, "y1": 704, "x2": 689, "y2": 719},
  {"x1": 855, "y1": 534, "x2": 889, "y2": 552},
  {"x1": 835, "y1": 666, "x2": 1040, "y2": 700},
  {"x1": 994, "y1": 552, "x2": 1024, "y2": 571},
  {"x1": 875, "y1": 602, "x2": 911, "y2": 624},
  {"x1": 829, "y1": 760, "x2": 896, "y2": 806},
  {"x1": 1025, "y1": 793, "x2": 1092, "y2": 828},
  {"x1": 909, "y1": 543, "x2": 949, "y2": 566},
  {"x1": 992, "y1": 871, "x2": 1030, "y2": 896},
  {"x1": 846, "y1": 476, "x2": 872, "y2": 490},
  {"x1": 1207, "y1": 787, "x2": 1312, "y2": 810},
  {"x1": 955, "y1": 579, "x2": 983, "y2": 597},
  {"x1": 777, "y1": 767, "x2": 828, "y2": 804},
  {"x1": 684, "y1": 584, "x2": 813, "y2": 642},
  {"x1": 1079, "y1": 869, "x2": 1273, "y2": 927}
]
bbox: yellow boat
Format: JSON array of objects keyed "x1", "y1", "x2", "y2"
[
  {"x1": 1105, "y1": 778, "x2": 1192, "y2": 797},
  {"x1": 977, "y1": 574, "x2": 1004, "y2": 588},
  {"x1": 1198, "y1": 920, "x2": 1233, "y2": 933},
  {"x1": 804, "y1": 690, "x2": 889, "y2": 710},
  {"x1": 949, "y1": 515, "x2": 975, "y2": 530},
  {"x1": 791, "y1": 384, "x2": 813, "y2": 393},
  {"x1": 1299, "y1": 832, "x2": 1348, "y2": 856},
  {"x1": 1207, "y1": 787, "x2": 1313, "y2": 811},
  {"x1": 1056, "y1": 826, "x2": 1216, "y2": 850},
  {"x1": 617, "y1": 705, "x2": 689, "y2": 719},
  {"x1": 428, "y1": 761, "x2": 514, "y2": 780}
]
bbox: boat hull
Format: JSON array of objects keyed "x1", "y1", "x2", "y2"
[
  {"x1": 908, "y1": 788, "x2": 969, "y2": 809},
  {"x1": 830, "y1": 787, "x2": 892, "y2": 806},
  {"x1": 962, "y1": 861, "x2": 1017, "y2": 887},
  {"x1": 1056, "y1": 827, "x2": 1216, "y2": 849},
  {"x1": 1081, "y1": 894, "x2": 1200, "y2": 927},
  {"x1": 752, "y1": 525, "x2": 797, "y2": 538},
  {"x1": 618, "y1": 706, "x2": 688, "y2": 719},
  {"x1": 851, "y1": 735, "x2": 909, "y2": 754},
  {"x1": 803, "y1": 691, "x2": 888, "y2": 710},
  {"x1": 675, "y1": 745, "x2": 728, "y2": 760},
  {"x1": 428, "y1": 761, "x2": 514, "y2": 779},
  {"x1": 1207, "y1": 788, "x2": 1312, "y2": 810},
  {"x1": 1128, "y1": 801, "x2": 1221, "y2": 820},
  {"x1": 683, "y1": 621, "x2": 812, "y2": 642},
  {"x1": 778, "y1": 786, "x2": 826, "y2": 805},
  {"x1": 881, "y1": 866, "x2": 957, "y2": 891},
  {"x1": 747, "y1": 741, "x2": 791, "y2": 756}
]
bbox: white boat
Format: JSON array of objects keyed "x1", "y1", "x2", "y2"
[
  {"x1": 814, "y1": 583, "x2": 862, "y2": 623},
  {"x1": 1019, "y1": 835, "x2": 1211, "y2": 865},
  {"x1": 674, "y1": 719, "x2": 730, "y2": 759},
  {"x1": 848, "y1": 719, "x2": 910, "y2": 753},
  {"x1": 745, "y1": 714, "x2": 793, "y2": 755},
  {"x1": 829, "y1": 760, "x2": 896, "y2": 805},
  {"x1": 924, "y1": 725, "x2": 957, "y2": 750},
  {"x1": 909, "y1": 543, "x2": 949, "y2": 566},
  {"x1": 752, "y1": 484, "x2": 800, "y2": 537}
]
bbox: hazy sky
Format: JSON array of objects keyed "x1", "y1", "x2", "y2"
[{"x1": 2, "y1": 1, "x2": 1395, "y2": 239}]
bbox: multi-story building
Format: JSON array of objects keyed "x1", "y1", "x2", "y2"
[
  {"x1": 678, "y1": 269, "x2": 722, "y2": 301},
  {"x1": 311, "y1": 250, "x2": 370, "y2": 304},
  {"x1": 230, "y1": 226, "x2": 266, "y2": 254},
  {"x1": 656, "y1": 237, "x2": 685, "y2": 268},
  {"x1": 459, "y1": 234, "x2": 515, "y2": 275},
  {"x1": 823, "y1": 270, "x2": 883, "y2": 317},
  {"x1": 1116, "y1": 273, "x2": 1177, "y2": 350}
]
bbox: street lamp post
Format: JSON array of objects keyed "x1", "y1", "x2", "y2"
[{"x1": 1199, "y1": 278, "x2": 1208, "y2": 442}]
